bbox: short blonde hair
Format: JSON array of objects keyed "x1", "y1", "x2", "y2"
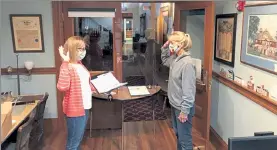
[
  {"x1": 168, "y1": 31, "x2": 192, "y2": 51},
  {"x1": 63, "y1": 36, "x2": 85, "y2": 63}
]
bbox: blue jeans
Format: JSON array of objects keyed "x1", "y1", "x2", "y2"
[
  {"x1": 65, "y1": 110, "x2": 89, "y2": 150},
  {"x1": 171, "y1": 106, "x2": 193, "y2": 150}
]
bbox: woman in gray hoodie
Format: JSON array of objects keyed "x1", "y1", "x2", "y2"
[{"x1": 161, "y1": 31, "x2": 196, "y2": 150}]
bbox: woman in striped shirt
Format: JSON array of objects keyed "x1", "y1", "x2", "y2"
[{"x1": 57, "y1": 36, "x2": 95, "y2": 150}]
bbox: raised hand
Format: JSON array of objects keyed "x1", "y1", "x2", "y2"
[
  {"x1": 59, "y1": 46, "x2": 69, "y2": 62},
  {"x1": 162, "y1": 40, "x2": 170, "y2": 48}
]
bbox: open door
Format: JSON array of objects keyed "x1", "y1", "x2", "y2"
[{"x1": 174, "y1": 1, "x2": 215, "y2": 148}]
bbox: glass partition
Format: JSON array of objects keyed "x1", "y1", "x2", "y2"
[{"x1": 74, "y1": 17, "x2": 113, "y2": 71}]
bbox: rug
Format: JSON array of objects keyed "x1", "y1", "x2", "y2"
[{"x1": 123, "y1": 98, "x2": 167, "y2": 122}]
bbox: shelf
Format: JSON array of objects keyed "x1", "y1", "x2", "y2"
[{"x1": 212, "y1": 71, "x2": 277, "y2": 115}]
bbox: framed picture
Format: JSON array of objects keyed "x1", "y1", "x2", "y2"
[
  {"x1": 214, "y1": 13, "x2": 237, "y2": 67},
  {"x1": 10, "y1": 14, "x2": 44, "y2": 53},
  {"x1": 241, "y1": 4, "x2": 277, "y2": 74}
]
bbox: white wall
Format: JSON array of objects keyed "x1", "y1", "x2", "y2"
[
  {"x1": 211, "y1": 1, "x2": 277, "y2": 143},
  {"x1": 186, "y1": 15, "x2": 204, "y2": 61},
  {"x1": 0, "y1": 1, "x2": 57, "y2": 118}
]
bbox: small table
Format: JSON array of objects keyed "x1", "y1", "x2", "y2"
[{"x1": 91, "y1": 86, "x2": 161, "y2": 150}]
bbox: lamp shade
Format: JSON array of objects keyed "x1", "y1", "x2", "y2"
[{"x1": 24, "y1": 61, "x2": 34, "y2": 70}]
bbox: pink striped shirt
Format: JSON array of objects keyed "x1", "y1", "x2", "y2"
[{"x1": 57, "y1": 61, "x2": 95, "y2": 117}]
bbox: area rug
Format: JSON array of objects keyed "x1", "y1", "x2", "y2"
[{"x1": 123, "y1": 98, "x2": 167, "y2": 122}]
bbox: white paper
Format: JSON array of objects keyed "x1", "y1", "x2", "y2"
[
  {"x1": 192, "y1": 58, "x2": 202, "y2": 80},
  {"x1": 91, "y1": 72, "x2": 127, "y2": 93},
  {"x1": 128, "y1": 86, "x2": 150, "y2": 96}
]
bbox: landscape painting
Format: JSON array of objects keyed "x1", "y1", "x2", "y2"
[
  {"x1": 246, "y1": 15, "x2": 277, "y2": 62},
  {"x1": 241, "y1": 7, "x2": 277, "y2": 75}
]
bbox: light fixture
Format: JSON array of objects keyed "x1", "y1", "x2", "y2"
[
  {"x1": 24, "y1": 61, "x2": 34, "y2": 76},
  {"x1": 6, "y1": 66, "x2": 13, "y2": 75}
]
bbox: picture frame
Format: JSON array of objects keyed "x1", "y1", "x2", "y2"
[
  {"x1": 214, "y1": 13, "x2": 237, "y2": 67},
  {"x1": 241, "y1": 4, "x2": 277, "y2": 75},
  {"x1": 10, "y1": 14, "x2": 44, "y2": 53}
]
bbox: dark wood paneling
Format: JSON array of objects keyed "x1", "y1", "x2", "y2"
[
  {"x1": 52, "y1": 1, "x2": 65, "y2": 129},
  {"x1": 1, "y1": 67, "x2": 56, "y2": 75},
  {"x1": 212, "y1": 71, "x2": 277, "y2": 114}
]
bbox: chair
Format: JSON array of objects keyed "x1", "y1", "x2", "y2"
[
  {"x1": 125, "y1": 75, "x2": 146, "y2": 86},
  {"x1": 12, "y1": 108, "x2": 37, "y2": 150},
  {"x1": 29, "y1": 92, "x2": 49, "y2": 150}
]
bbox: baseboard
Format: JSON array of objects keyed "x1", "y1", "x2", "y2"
[{"x1": 210, "y1": 127, "x2": 228, "y2": 150}]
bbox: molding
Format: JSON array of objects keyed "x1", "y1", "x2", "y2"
[
  {"x1": 1, "y1": 67, "x2": 56, "y2": 75},
  {"x1": 212, "y1": 71, "x2": 277, "y2": 115},
  {"x1": 210, "y1": 127, "x2": 228, "y2": 150}
]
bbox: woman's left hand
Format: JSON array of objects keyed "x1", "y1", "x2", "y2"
[{"x1": 178, "y1": 112, "x2": 188, "y2": 123}]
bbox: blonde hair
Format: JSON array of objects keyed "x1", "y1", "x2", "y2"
[
  {"x1": 168, "y1": 31, "x2": 192, "y2": 52},
  {"x1": 63, "y1": 36, "x2": 85, "y2": 63}
]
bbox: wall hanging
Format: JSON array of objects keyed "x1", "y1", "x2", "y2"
[
  {"x1": 241, "y1": 3, "x2": 277, "y2": 74},
  {"x1": 10, "y1": 14, "x2": 44, "y2": 53},
  {"x1": 214, "y1": 13, "x2": 237, "y2": 67}
]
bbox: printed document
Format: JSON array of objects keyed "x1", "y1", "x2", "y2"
[
  {"x1": 91, "y1": 72, "x2": 127, "y2": 93},
  {"x1": 128, "y1": 86, "x2": 150, "y2": 96}
]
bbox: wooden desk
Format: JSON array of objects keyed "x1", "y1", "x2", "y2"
[
  {"x1": 1, "y1": 101, "x2": 38, "y2": 143},
  {"x1": 89, "y1": 86, "x2": 161, "y2": 129}
]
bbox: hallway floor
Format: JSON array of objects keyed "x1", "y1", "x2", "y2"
[{"x1": 42, "y1": 119, "x2": 215, "y2": 150}]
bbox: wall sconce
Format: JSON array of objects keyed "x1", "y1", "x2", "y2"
[
  {"x1": 6, "y1": 66, "x2": 13, "y2": 75},
  {"x1": 24, "y1": 61, "x2": 34, "y2": 76}
]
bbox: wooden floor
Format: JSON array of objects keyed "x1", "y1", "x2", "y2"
[{"x1": 42, "y1": 119, "x2": 215, "y2": 150}]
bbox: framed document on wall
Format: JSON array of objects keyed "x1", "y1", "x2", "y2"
[
  {"x1": 214, "y1": 13, "x2": 237, "y2": 67},
  {"x1": 10, "y1": 14, "x2": 44, "y2": 53}
]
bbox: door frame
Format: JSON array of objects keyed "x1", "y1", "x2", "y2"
[
  {"x1": 174, "y1": 1, "x2": 215, "y2": 142},
  {"x1": 52, "y1": 1, "x2": 122, "y2": 129}
]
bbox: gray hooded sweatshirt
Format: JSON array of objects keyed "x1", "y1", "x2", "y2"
[{"x1": 161, "y1": 46, "x2": 196, "y2": 116}]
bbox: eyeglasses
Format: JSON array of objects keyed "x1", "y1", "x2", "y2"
[{"x1": 77, "y1": 47, "x2": 86, "y2": 52}]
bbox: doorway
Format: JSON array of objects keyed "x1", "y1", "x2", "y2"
[{"x1": 174, "y1": 1, "x2": 215, "y2": 148}]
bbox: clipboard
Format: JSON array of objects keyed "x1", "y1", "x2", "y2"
[{"x1": 91, "y1": 72, "x2": 127, "y2": 94}]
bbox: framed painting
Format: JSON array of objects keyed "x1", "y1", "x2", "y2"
[
  {"x1": 214, "y1": 13, "x2": 237, "y2": 67},
  {"x1": 10, "y1": 14, "x2": 44, "y2": 53},
  {"x1": 241, "y1": 4, "x2": 277, "y2": 74}
]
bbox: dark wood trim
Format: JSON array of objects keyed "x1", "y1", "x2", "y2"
[
  {"x1": 212, "y1": 71, "x2": 277, "y2": 114},
  {"x1": 52, "y1": 1, "x2": 65, "y2": 129},
  {"x1": 210, "y1": 127, "x2": 228, "y2": 150},
  {"x1": 1, "y1": 67, "x2": 56, "y2": 75}
]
